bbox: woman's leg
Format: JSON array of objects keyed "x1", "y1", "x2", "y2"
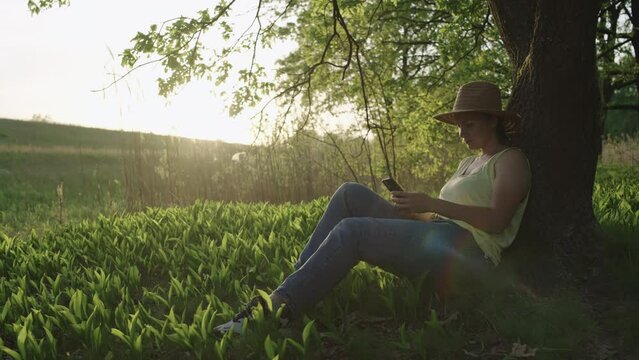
[
  {"x1": 295, "y1": 182, "x2": 401, "y2": 270},
  {"x1": 275, "y1": 217, "x2": 491, "y2": 315}
]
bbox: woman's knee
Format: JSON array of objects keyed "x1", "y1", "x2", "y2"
[
  {"x1": 335, "y1": 182, "x2": 375, "y2": 203},
  {"x1": 336, "y1": 182, "x2": 367, "y2": 196},
  {"x1": 331, "y1": 218, "x2": 363, "y2": 245}
]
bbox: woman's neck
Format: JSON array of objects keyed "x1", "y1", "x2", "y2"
[{"x1": 480, "y1": 142, "x2": 508, "y2": 156}]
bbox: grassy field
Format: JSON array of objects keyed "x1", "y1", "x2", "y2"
[
  {"x1": 0, "y1": 119, "x2": 215, "y2": 237},
  {"x1": 0, "y1": 173, "x2": 637, "y2": 359},
  {"x1": 0, "y1": 118, "x2": 376, "y2": 235},
  {"x1": 0, "y1": 150, "x2": 124, "y2": 236},
  {"x1": 1, "y1": 118, "x2": 638, "y2": 359},
  {"x1": 0, "y1": 119, "x2": 132, "y2": 236},
  {"x1": 0, "y1": 118, "x2": 169, "y2": 149}
]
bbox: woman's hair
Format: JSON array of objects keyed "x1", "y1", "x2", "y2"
[{"x1": 487, "y1": 114, "x2": 511, "y2": 146}]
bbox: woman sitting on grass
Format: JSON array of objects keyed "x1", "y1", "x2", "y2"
[{"x1": 214, "y1": 81, "x2": 532, "y2": 334}]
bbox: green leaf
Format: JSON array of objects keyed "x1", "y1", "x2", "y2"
[
  {"x1": 129, "y1": 309, "x2": 141, "y2": 333},
  {"x1": 302, "y1": 319, "x2": 315, "y2": 346},
  {"x1": 43, "y1": 327, "x2": 56, "y2": 348},
  {"x1": 133, "y1": 333, "x2": 143, "y2": 353},
  {"x1": 110, "y1": 328, "x2": 129, "y2": 345},
  {"x1": 256, "y1": 289, "x2": 273, "y2": 312},
  {"x1": 0, "y1": 346, "x2": 22, "y2": 360},
  {"x1": 264, "y1": 335, "x2": 277, "y2": 359},
  {"x1": 91, "y1": 326, "x2": 102, "y2": 349},
  {"x1": 285, "y1": 338, "x2": 304, "y2": 355},
  {"x1": 0, "y1": 299, "x2": 11, "y2": 322},
  {"x1": 16, "y1": 322, "x2": 28, "y2": 359}
]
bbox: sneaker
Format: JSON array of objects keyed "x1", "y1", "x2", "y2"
[
  {"x1": 213, "y1": 296, "x2": 291, "y2": 335},
  {"x1": 212, "y1": 316, "x2": 246, "y2": 334}
]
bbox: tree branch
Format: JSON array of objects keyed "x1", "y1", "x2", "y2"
[
  {"x1": 596, "y1": 28, "x2": 633, "y2": 39},
  {"x1": 605, "y1": 104, "x2": 639, "y2": 111},
  {"x1": 597, "y1": 38, "x2": 633, "y2": 58},
  {"x1": 248, "y1": 0, "x2": 263, "y2": 76},
  {"x1": 489, "y1": 0, "x2": 537, "y2": 70},
  {"x1": 91, "y1": 0, "x2": 237, "y2": 93},
  {"x1": 611, "y1": 78, "x2": 639, "y2": 90},
  {"x1": 381, "y1": 40, "x2": 438, "y2": 46},
  {"x1": 427, "y1": 7, "x2": 491, "y2": 91},
  {"x1": 300, "y1": 130, "x2": 360, "y2": 182}
]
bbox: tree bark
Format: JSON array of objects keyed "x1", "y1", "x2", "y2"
[
  {"x1": 489, "y1": 0, "x2": 604, "y2": 276},
  {"x1": 631, "y1": 0, "x2": 639, "y2": 105}
]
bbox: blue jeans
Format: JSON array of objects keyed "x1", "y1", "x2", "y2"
[{"x1": 273, "y1": 182, "x2": 492, "y2": 315}]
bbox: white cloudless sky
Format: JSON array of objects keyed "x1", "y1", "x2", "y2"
[{"x1": 0, "y1": 0, "x2": 297, "y2": 144}]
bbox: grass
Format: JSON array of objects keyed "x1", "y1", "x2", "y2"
[
  {"x1": 0, "y1": 151, "x2": 124, "y2": 237},
  {"x1": 593, "y1": 166, "x2": 639, "y2": 357},
  {"x1": 0, "y1": 165, "x2": 636, "y2": 358},
  {"x1": 599, "y1": 224, "x2": 639, "y2": 358},
  {"x1": 601, "y1": 135, "x2": 639, "y2": 166},
  {"x1": 0, "y1": 118, "x2": 164, "y2": 150},
  {"x1": 0, "y1": 118, "x2": 637, "y2": 358},
  {"x1": 0, "y1": 199, "x2": 605, "y2": 359}
]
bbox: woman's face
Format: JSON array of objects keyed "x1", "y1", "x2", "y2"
[{"x1": 454, "y1": 112, "x2": 498, "y2": 150}]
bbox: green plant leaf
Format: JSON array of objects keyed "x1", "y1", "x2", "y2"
[
  {"x1": 110, "y1": 328, "x2": 129, "y2": 345},
  {"x1": 302, "y1": 319, "x2": 316, "y2": 348},
  {"x1": 0, "y1": 346, "x2": 22, "y2": 360},
  {"x1": 16, "y1": 322, "x2": 28, "y2": 359},
  {"x1": 264, "y1": 335, "x2": 277, "y2": 359}
]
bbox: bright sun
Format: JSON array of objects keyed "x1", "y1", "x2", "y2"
[{"x1": 0, "y1": 0, "x2": 292, "y2": 145}]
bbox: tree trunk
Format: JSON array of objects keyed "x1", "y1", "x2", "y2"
[
  {"x1": 631, "y1": 0, "x2": 639, "y2": 104},
  {"x1": 489, "y1": 0, "x2": 604, "y2": 276}
]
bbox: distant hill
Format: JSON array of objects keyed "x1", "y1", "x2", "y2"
[
  {"x1": 0, "y1": 118, "x2": 240, "y2": 150},
  {"x1": 0, "y1": 118, "x2": 254, "y2": 236}
]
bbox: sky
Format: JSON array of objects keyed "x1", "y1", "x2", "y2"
[{"x1": 0, "y1": 1, "x2": 297, "y2": 144}]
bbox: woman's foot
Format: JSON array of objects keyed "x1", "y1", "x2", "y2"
[
  {"x1": 213, "y1": 293, "x2": 291, "y2": 335},
  {"x1": 212, "y1": 315, "x2": 246, "y2": 334}
]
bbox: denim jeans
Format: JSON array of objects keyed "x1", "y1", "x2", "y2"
[{"x1": 273, "y1": 182, "x2": 492, "y2": 315}]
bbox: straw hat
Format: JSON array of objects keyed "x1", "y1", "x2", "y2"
[{"x1": 433, "y1": 81, "x2": 521, "y2": 134}]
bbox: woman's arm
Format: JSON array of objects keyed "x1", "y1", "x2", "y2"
[
  {"x1": 391, "y1": 150, "x2": 531, "y2": 233},
  {"x1": 425, "y1": 199, "x2": 502, "y2": 233}
]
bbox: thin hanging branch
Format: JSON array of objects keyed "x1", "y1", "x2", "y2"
[{"x1": 91, "y1": 0, "x2": 238, "y2": 93}]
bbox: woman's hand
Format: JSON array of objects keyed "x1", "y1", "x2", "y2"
[{"x1": 390, "y1": 191, "x2": 434, "y2": 213}]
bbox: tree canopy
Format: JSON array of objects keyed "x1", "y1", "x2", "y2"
[{"x1": 27, "y1": 1, "x2": 638, "y2": 173}]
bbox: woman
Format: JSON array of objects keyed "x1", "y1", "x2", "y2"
[{"x1": 214, "y1": 81, "x2": 531, "y2": 334}]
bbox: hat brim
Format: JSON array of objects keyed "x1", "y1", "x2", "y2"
[{"x1": 433, "y1": 109, "x2": 522, "y2": 134}]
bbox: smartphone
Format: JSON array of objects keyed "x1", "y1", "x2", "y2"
[{"x1": 381, "y1": 177, "x2": 404, "y2": 192}]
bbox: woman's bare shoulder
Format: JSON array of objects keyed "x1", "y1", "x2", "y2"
[
  {"x1": 496, "y1": 148, "x2": 531, "y2": 179},
  {"x1": 502, "y1": 147, "x2": 529, "y2": 162}
]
